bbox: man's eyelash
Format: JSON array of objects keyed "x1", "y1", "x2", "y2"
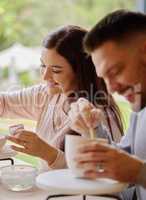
[{"x1": 40, "y1": 64, "x2": 46, "y2": 68}]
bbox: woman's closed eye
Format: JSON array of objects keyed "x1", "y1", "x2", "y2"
[
  {"x1": 52, "y1": 69, "x2": 62, "y2": 74},
  {"x1": 52, "y1": 66, "x2": 62, "y2": 74},
  {"x1": 40, "y1": 63, "x2": 62, "y2": 73}
]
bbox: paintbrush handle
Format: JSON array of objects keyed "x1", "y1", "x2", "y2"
[{"x1": 89, "y1": 127, "x2": 96, "y2": 139}]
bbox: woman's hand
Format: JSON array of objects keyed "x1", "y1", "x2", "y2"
[
  {"x1": 75, "y1": 141, "x2": 143, "y2": 183},
  {"x1": 68, "y1": 98, "x2": 104, "y2": 137},
  {"x1": 7, "y1": 129, "x2": 58, "y2": 165}
]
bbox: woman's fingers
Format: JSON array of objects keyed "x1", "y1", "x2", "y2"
[
  {"x1": 11, "y1": 145, "x2": 29, "y2": 154},
  {"x1": 7, "y1": 131, "x2": 36, "y2": 150},
  {"x1": 8, "y1": 130, "x2": 47, "y2": 158},
  {"x1": 10, "y1": 130, "x2": 37, "y2": 143},
  {"x1": 7, "y1": 135, "x2": 27, "y2": 146}
]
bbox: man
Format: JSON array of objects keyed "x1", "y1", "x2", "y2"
[{"x1": 69, "y1": 10, "x2": 146, "y2": 200}]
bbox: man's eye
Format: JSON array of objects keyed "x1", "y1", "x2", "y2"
[{"x1": 110, "y1": 70, "x2": 119, "y2": 78}]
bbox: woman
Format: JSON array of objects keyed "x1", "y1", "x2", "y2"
[{"x1": 0, "y1": 25, "x2": 123, "y2": 171}]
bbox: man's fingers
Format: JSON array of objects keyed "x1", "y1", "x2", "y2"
[
  {"x1": 78, "y1": 142, "x2": 111, "y2": 153},
  {"x1": 75, "y1": 152, "x2": 109, "y2": 163},
  {"x1": 78, "y1": 98, "x2": 94, "y2": 111},
  {"x1": 90, "y1": 109, "x2": 104, "y2": 127},
  {"x1": 79, "y1": 104, "x2": 103, "y2": 129},
  {"x1": 84, "y1": 169, "x2": 110, "y2": 179},
  {"x1": 69, "y1": 103, "x2": 90, "y2": 135},
  {"x1": 69, "y1": 110, "x2": 88, "y2": 130},
  {"x1": 70, "y1": 122, "x2": 89, "y2": 136}
]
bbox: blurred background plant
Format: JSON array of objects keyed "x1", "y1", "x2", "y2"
[
  {"x1": 0, "y1": 0, "x2": 137, "y2": 165},
  {"x1": 0, "y1": 0, "x2": 136, "y2": 49}
]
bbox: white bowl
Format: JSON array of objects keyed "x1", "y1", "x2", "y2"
[
  {"x1": 0, "y1": 135, "x2": 6, "y2": 150},
  {"x1": 1, "y1": 165, "x2": 37, "y2": 191}
]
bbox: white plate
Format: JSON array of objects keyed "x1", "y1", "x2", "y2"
[{"x1": 36, "y1": 169, "x2": 127, "y2": 195}]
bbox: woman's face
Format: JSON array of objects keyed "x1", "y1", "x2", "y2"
[{"x1": 40, "y1": 48, "x2": 77, "y2": 95}]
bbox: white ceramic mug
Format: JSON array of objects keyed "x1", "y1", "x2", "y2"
[{"x1": 65, "y1": 134, "x2": 108, "y2": 178}]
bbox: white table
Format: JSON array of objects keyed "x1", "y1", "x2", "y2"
[
  {"x1": 36, "y1": 169, "x2": 127, "y2": 200},
  {"x1": 0, "y1": 160, "x2": 119, "y2": 200},
  {"x1": 0, "y1": 145, "x2": 125, "y2": 200}
]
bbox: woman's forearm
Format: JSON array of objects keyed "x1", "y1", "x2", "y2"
[{"x1": 39, "y1": 141, "x2": 58, "y2": 165}]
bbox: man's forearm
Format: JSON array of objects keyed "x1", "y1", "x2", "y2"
[{"x1": 137, "y1": 161, "x2": 146, "y2": 188}]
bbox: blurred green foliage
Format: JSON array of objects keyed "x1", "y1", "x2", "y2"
[
  {"x1": 1, "y1": 67, "x2": 9, "y2": 79},
  {"x1": 0, "y1": 0, "x2": 136, "y2": 50},
  {"x1": 19, "y1": 71, "x2": 35, "y2": 86}
]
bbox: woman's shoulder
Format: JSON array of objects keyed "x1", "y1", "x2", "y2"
[
  {"x1": 29, "y1": 84, "x2": 48, "y2": 93},
  {"x1": 33, "y1": 84, "x2": 65, "y2": 104},
  {"x1": 26, "y1": 84, "x2": 50, "y2": 98}
]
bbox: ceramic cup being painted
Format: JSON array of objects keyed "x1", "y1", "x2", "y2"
[{"x1": 65, "y1": 134, "x2": 108, "y2": 178}]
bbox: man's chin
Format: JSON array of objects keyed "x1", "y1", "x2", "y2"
[{"x1": 130, "y1": 101, "x2": 142, "y2": 112}]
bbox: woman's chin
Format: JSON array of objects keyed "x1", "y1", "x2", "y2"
[{"x1": 47, "y1": 87, "x2": 62, "y2": 95}]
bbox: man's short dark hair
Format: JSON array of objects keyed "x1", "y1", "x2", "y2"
[{"x1": 84, "y1": 9, "x2": 146, "y2": 53}]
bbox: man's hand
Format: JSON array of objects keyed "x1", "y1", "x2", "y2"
[
  {"x1": 69, "y1": 98, "x2": 104, "y2": 137},
  {"x1": 75, "y1": 141, "x2": 143, "y2": 183}
]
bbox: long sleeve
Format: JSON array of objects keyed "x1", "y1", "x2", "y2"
[
  {"x1": 38, "y1": 150, "x2": 67, "y2": 172},
  {"x1": 118, "y1": 112, "x2": 138, "y2": 153},
  {"x1": 0, "y1": 84, "x2": 49, "y2": 121},
  {"x1": 49, "y1": 150, "x2": 67, "y2": 169}
]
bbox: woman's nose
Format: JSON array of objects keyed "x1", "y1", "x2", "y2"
[{"x1": 42, "y1": 67, "x2": 53, "y2": 81}]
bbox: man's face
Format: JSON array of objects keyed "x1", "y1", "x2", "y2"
[{"x1": 91, "y1": 41, "x2": 146, "y2": 111}]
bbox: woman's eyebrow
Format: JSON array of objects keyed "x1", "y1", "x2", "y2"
[
  {"x1": 40, "y1": 58, "x2": 63, "y2": 69},
  {"x1": 51, "y1": 65, "x2": 63, "y2": 69}
]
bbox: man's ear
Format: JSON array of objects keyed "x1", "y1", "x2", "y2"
[
  {"x1": 141, "y1": 39, "x2": 146, "y2": 55},
  {"x1": 140, "y1": 40, "x2": 146, "y2": 70}
]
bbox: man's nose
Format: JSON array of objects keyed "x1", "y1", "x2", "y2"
[{"x1": 105, "y1": 79, "x2": 120, "y2": 94}]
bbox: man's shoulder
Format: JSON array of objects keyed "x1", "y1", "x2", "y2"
[{"x1": 137, "y1": 106, "x2": 146, "y2": 118}]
